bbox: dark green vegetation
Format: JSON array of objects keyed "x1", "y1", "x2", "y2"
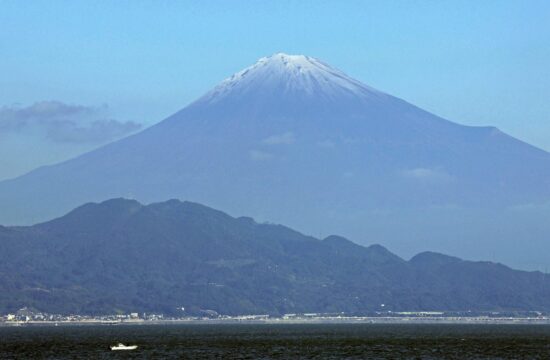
[{"x1": 0, "y1": 199, "x2": 549, "y2": 315}]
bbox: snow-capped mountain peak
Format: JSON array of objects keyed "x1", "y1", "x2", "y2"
[
  {"x1": 196, "y1": 53, "x2": 384, "y2": 105},
  {"x1": 2, "y1": 52, "x2": 550, "y2": 270}
]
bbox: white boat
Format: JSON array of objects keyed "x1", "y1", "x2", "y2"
[{"x1": 110, "y1": 343, "x2": 138, "y2": 351}]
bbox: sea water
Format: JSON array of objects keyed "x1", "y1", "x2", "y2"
[{"x1": 1, "y1": 323, "x2": 550, "y2": 359}]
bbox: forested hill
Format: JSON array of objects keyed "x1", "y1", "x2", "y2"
[{"x1": 0, "y1": 198, "x2": 548, "y2": 315}]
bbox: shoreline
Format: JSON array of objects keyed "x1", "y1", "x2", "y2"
[{"x1": 3, "y1": 317, "x2": 550, "y2": 327}]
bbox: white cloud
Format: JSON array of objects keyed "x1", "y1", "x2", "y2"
[
  {"x1": 317, "y1": 139, "x2": 335, "y2": 148},
  {"x1": 507, "y1": 202, "x2": 550, "y2": 212},
  {"x1": 0, "y1": 101, "x2": 142, "y2": 143},
  {"x1": 249, "y1": 150, "x2": 274, "y2": 161},
  {"x1": 401, "y1": 167, "x2": 453, "y2": 182},
  {"x1": 262, "y1": 131, "x2": 295, "y2": 145}
]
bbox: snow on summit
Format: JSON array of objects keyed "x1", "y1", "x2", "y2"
[{"x1": 197, "y1": 53, "x2": 384, "y2": 105}]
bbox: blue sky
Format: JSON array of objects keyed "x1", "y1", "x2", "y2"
[{"x1": 1, "y1": 0, "x2": 549, "y2": 180}]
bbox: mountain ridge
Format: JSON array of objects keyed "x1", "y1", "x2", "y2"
[{"x1": 0, "y1": 198, "x2": 549, "y2": 315}]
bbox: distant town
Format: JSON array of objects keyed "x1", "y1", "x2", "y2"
[{"x1": 3, "y1": 307, "x2": 550, "y2": 326}]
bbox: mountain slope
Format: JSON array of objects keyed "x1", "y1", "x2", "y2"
[
  {"x1": 1, "y1": 53, "x2": 550, "y2": 269},
  {"x1": 0, "y1": 198, "x2": 549, "y2": 315}
]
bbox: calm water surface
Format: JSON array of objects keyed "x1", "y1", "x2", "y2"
[{"x1": 1, "y1": 323, "x2": 550, "y2": 359}]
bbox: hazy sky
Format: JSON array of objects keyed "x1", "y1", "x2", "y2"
[{"x1": 1, "y1": 0, "x2": 549, "y2": 180}]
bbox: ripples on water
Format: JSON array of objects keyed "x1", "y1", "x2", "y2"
[{"x1": 1, "y1": 323, "x2": 550, "y2": 359}]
